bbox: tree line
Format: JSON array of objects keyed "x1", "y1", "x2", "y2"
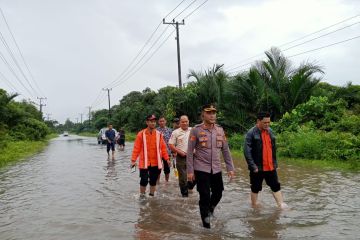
[{"x1": 66, "y1": 47, "x2": 358, "y2": 135}]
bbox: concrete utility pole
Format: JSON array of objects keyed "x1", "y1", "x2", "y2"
[
  {"x1": 87, "y1": 106, "x2": 91, "y2": 127},
  {"x1": 37, "y1": 97, "x2": 47, "y2": 114},
  {"x1": 163, "y1": 18, "x2": 185, "y2": 88},
  {"x1": 102, "y1": 88, "x2": 112, "y2": 120},
  {"x1": 80, "y1": 113, "x2": 83, "y2": 124}
]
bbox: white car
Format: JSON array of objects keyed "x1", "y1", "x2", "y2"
[
  {"x1": 63, "y1": 131, "x2": 69, "y2": 136},
  {"x1": 97, "y1": 128, "x2": 117, "y2": 144}
]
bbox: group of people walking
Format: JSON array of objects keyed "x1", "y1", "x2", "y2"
[{"x1": 123, "y1": 104, "x2": 287, "y2": 229}]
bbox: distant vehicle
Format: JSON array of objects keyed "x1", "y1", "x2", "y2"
[
  {"x1": 63, "y1": 131, "x2": 69, "y2": 136},
  {"x1": 97, "y1": 128, "x2": 107, "y2": 144},
  {"x1": 97, "y1": 128, "x2": 117, "y2": 144}
]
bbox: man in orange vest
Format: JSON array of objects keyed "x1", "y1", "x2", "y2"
[{"x1": 131, "y1": 114, "x2": 170, "y2": 197}]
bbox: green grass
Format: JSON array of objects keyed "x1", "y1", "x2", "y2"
[
  {"x1": 126, "y1": 132, "x2": 136, "y2": 141},
  {"x1": 280, "y1": 157, "x2": 360, "y2": 172},
  {"x1": 0, "y1": 133, "x2": 58, "y2": 168},
  {"x1": 0, "y1": 140, "x2": 48, "y2": 167},
  {"x1": 231, "y1": 149, "x2": 360, "y2": 172}
]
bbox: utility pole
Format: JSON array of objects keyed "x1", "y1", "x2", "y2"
[
  {"x1": 79, "y1": 113, "x2": 83, "y2": 124},
  {"x1": 37, "y1": 97, "x2": 47, "y2": 114},
  {"x1": 102, "y1": 88, "x2": 112, "y2": 120},
  {"x1": 163, "y1": 18, "x2": 185, "y2": 88},
  {"x1": 87, "y1": 106, "x2": 91, "y2": 128}
]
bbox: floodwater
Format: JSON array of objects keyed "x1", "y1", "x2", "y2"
[{"x1": 0, "y1": 135, "x2": 359, "y2": 239}]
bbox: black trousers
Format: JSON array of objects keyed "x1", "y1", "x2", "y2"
[
  {"x1": 250, "y1": 170, "x2": 281, "y2": 193},
  {"x1": 195, "y1": 170, "x2": 224, "y2": 219}
]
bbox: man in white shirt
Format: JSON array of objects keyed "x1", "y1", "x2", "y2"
[{"x1": 169, "y1": 115, "x2": 195, "y2": 197}]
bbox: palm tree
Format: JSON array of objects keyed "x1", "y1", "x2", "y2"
[
  {"x1": 251, "y1": 47, "x2": 323, "y2": 119},
  {"x1": 0, "y1": 89, "x2": 18, "y2": 123},
  {"x1": 187, "y1": 64, "x2": 228, "y2": 108}
]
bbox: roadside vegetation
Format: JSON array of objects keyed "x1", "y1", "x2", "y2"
[{"x1": 0, "y1": 89, "x2": 59, "y2": 167}]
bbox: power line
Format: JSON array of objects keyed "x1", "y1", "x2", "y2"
[
  {"x1": 112, "y1": 29, "x2": 175, "y2": 89},
  {"x1": 226, "y1": 21, "x2": 360, "y2": 73},
  {"x1": 288, "y1": 35, "x2": 360, "y2": 58},
  {"x1": 0, "y1": 8, "x2": 45, "y2": 97},
  {"x1": 279, "y1": 14, "x2": 360, "y2": 48},
  {"x1": 0, "y1": 70, "x2": 18, "y2": 92},
  {"x1": 282, "y1": 21, "x2": 360, "y2": 51},
  {"x1": 103, "y1": 0, "x2": 188, "y2": 89},
  {"x1": 0, "y1": 48, "x2": 35, "y2": 98},
  {"x1": 164, "y1": 0, "x2": 188, "y2": 19},
  {"x1": 0, "y1": 29, "x2": 39, "y2": 97},
  {"x1": 183, "y1": 0, "x2": 209, "y2": 20},
  {"x1": 228, "y1": 35, "x2": 360, "y2": 75},
  {"x1": 91, "y1": 90, "x2": 104, "y2": 107},
  {"x1": 172, "y1": 0, "x2": 197, "y2": 20},
  {"x1": 92, "y1": 92, "x2": 108, "y2": 109},
  {"x1": 90, "y1": 0, "x2": 205, "y2": 111},
  {"x1": 106, "y1": 25, "x2": 172, "y2": 89},
  {"x1": 108, "y1": 1, "x2": 209, "y2": 90},
  {"x1": 225, "y1": 14, "x2": 360, "y2": 71}
]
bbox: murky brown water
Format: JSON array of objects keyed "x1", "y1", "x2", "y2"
[{"x1": 0, "y1": 135, "x2": 359, "y2": 239}]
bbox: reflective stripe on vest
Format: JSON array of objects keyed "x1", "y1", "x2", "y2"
[{"x1": 142, "y1": 130, "x2": 163, "y2": 169}]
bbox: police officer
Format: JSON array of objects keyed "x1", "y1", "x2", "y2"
[{"x1": 187, "y1": 104, "x2": 235, "y2": 228}]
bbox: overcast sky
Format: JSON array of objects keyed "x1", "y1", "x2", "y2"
[{"x1": 0, "y1": 0, "x2": 359, "y2": 123}]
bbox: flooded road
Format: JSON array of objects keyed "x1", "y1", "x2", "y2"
[{"x1": 0, "y1": 135, "x2": 359, "y2": 239}]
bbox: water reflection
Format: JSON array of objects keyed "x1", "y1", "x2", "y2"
[
  {"x1": 105, "y1": 158, "x2": 116, "y2": 179},
  {"x1": 247, "y1": 208, "x2": 283, "y2": 239}
]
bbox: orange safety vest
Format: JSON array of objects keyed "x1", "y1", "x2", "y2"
[{"x1": 131, "y1": 129, "x2": 168, "y2": 169}]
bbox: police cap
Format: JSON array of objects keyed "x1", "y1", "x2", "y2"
[{"x1": 202, "y1": 104, "x2": 217, "y2": 112}]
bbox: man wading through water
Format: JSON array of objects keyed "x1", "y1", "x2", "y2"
[
  {"x1": 105, "y1": 123, "x2": 116, "y2": 159},
  {"x1": 244, "y1": 112, "x2": 288, "y2": 209},
  {"x1": 169, "y1": 115, "x2": 196, "y2": 197},
  {"x1": 131, "y1": 114, "x2": 170, "y2": 197},
  {"x1": 187, "y1": 104, "x2": 235, "y2": 228},
  {"x1": 156, "y1": 116, "x2": 172, "y2": 182}
]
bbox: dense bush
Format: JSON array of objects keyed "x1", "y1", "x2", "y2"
[
  {"x1": 277, "y1": 127, "x2": 359, "y2": 161},
  {"x1": 227, "y1": 133, "x2": 245, "y2": 150},
  {"x1": 9, "y1": 118, "x2": 49, "y2": 141},
  {"x1": 275, "y1": 96, "x2": 347, "y2": 133}
]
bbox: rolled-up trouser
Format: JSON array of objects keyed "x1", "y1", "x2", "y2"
[
  {"x1": 250, "y1": 170, "x2": 281, "y2": 193},
  {"x1": 139, "y1": 166, "x2": 161, "y2": 187},
  {"x1": 195, "y1": 170, "x2": 224, "y2": 220},
  {"x1": 161, "y1": 159, "x2": 170, "y2": 175}
]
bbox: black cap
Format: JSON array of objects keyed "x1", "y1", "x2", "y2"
[
  {"x1": 146, "y1": 114, "x2": 157, "y2": 121},
  {"x1": 172, "y1": 117, "x2": 180, "y2": 123},
  {"x1": 202, "y1": 104, "x2": 217, "y2": 112}
]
